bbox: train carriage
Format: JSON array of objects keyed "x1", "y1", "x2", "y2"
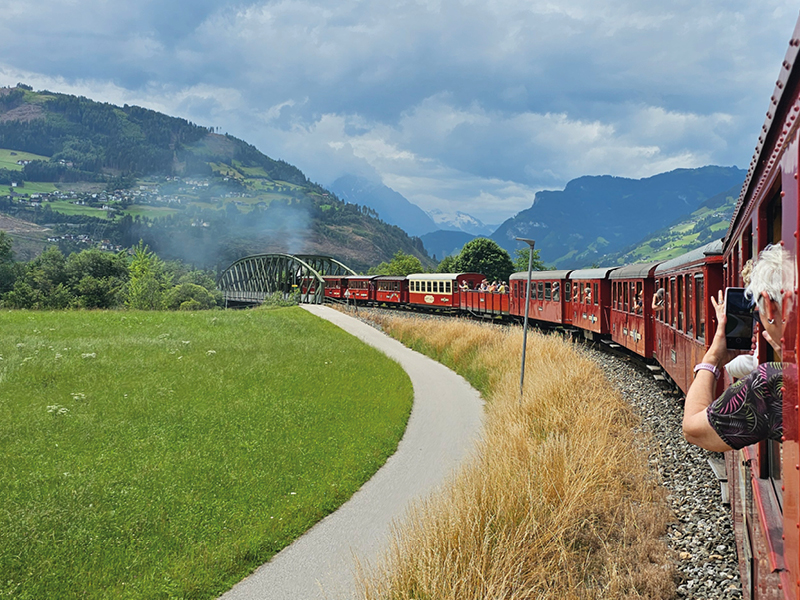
[
  {"x1": 343, "y1": 275, "x2": 376, "y2": 303},
  {"x1": 609, "y1": 262, "x2": 661, "y2": 358},
  {"x1": 567, "y1": 268, "x2": 617, "y2": 336},
  {"x1": 508, "y1": 270, "x2": 573, "y2": 326},
  {"x1": 718, "y1": 15, "x2": 800, "y2": 597},
  {"x1": 408, "y1": 273, "x2": 484, "y2": 310},
  {"x1": 373, "y1": 276, "x2": 409, "y2": 306},
  {"x1": 653, "y1": 240, "x2": 724, "y2": 396},
  {"x1": 322, "y1": 275, "x2": 346, "y2": 299},
  {"x1": 460, "y1": 288, "x2": 510, "y2": 317}
]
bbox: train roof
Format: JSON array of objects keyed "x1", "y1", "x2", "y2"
[
  {"x1": 568, "y1": 267, "x2": 619, "y2": 280},
  {"x1": 509, "y1": 270, "x2": 572, "y2": 281},
  {"x1": 344, "y1": 274, "x2": 377, "y2": 280},
  {"x1": 654, "y1": 239, "x2": 724, "y2": 275},
  {"x1": 609, "y1": 261, "x2": 661, "y2": 280},
  {"x1": 372, "y1": 275, "x2": 407, "y2": 281}
]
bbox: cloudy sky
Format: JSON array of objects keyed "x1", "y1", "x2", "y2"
[{"x1": 0, "y1": 1, "x2": 796, "y2": 225}]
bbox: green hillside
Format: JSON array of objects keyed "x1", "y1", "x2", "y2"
[
  {"x1": 600, "y1": 184, "x2": 739, "y2": 265},
  {"x1": 0, "y1": 85, "x2": 431, "y2": 272}
]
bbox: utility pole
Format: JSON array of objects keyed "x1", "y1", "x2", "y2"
[{"x1": 516, "y1": 238, "x2": 536, "y2": 403}]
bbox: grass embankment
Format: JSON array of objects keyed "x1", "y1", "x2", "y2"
[
  {"x1": 358, "y1": 315, "x2": 674, "y2": 599},
  {"x1": 0, "y1": 308, "x2": 413, "y2": 599}
]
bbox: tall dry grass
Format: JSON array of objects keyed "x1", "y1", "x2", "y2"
[{"x1": 357, "y1": 314, "x2": 675, "y2": 599}]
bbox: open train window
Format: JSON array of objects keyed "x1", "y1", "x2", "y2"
[
  {"x1": 685, "y1": 275, "x2": 693, "y2": 336},
  {"x1": 545, "y1": 282, "x2": 552, "y2": 301},
  {"x1": 623, "y1": 282, "x2": 629, "y2": 312},
  {"x1": 593, "y1": 283, "x2": 598, "y2": 305},
  {"x1": 538, "y1": 282, "x2": 544, "y2": 300},
  {"x1": 695, "y1": 275, "x2": 705, "y2": 342},
  {"x1": 553, "y1": 282, "x2": 559, "y2": 302},
  {"x1": 669, "y1": 278, "x2": 676, "y2": 327},
  {"x1": 677, "y1": 276, "x2": 684, "y2": 332},
  {"x1": 565, "y1": 281, "x2": 571, "y2": 301},
  {"x1": 635, "y1": 282, "x2": 643, "y2": 315}
]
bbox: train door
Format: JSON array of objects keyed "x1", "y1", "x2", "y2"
[{"x1": 563, "y1": 281, "x2": 573, "y2": 324}]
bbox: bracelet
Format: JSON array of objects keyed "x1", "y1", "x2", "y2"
[{"x1": 693, "y1": 363, "x2": 721, "y2": 380}]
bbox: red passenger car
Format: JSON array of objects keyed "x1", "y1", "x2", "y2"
[
  {"x1": 652, "y1": 240, "x2": 724, "y2": 399},
  {"x1": 408, "y1": 273, "x2": 484, "y2": 311},
  {"x1": 567, "y1": 268, "x2": 617, "y2": 337},
  {"x1": 609, "y1": 262, "x2": 660, "y2": 358},
  {"x1": 373, "y1": 276, "x2": 409, "y2": 305},
  {"x1": 343, "y1": 275, "x2": 376, "y2": 303},
  {"x1": 323, "y1": 275, "x2": 346, "y2": 299},
  {"x1": 508, "y1": 270, "x2": 573, "y2": 326},
  {"x1": 719, "y1": 16, "x2": 800, "y2": 597}
]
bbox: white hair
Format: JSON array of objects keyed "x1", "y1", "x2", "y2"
[{"x1": 744, "y1": 244, "x2": 790, "y2": 313}]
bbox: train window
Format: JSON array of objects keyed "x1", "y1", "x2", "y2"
[
  {"x1": 545, "y1": 282, "x2": 552, "y2": 301},
  {"x1": 677, "y1": 276, "x2": 684, "y2": 332},
  {"x1": 623, "y1": 282, "x2": 629, "y2": 312},
  {"x1": 553, "y1": 282, "x2": 560, "y2": 302},
  {"x1": 424, "y1": 281, "x2": 430, "y2": 293},
  {"x1": 436, "y1": 281, "x2": 441, "y2": 293},
  {"x1": 767, "y1": 188, "x2": 782, "y2": 245},
  {"x1": 593, "y1": 283, "x2": 598, "y2": 306},
  {"x1": 695, "y1": 276, "x2": 705, "y2": 342},
  {"x1": 573, "y1": 284, "x2": 579, "y2": 302},
  {"x1": 565, "y1": 281, "x2": 571, "y2": 300},
  {"x1": 669, "y1": 278, "x2": 676, "y2": 327},
  {"x1": 685, "y1": 275, "x2": 693, "y2": 336},
  {"x1": 612, "y1": 282, "x2": 617, "y2": 309},
  {"x1": 446, "y1": 281, "x2": 451, "y2": 293},
  {"x1": 635, "y1": 282, "x2": 643, "y2": 315},
  {"x1": 538, "y1": 282, "x2": 544, "y2": 300}
]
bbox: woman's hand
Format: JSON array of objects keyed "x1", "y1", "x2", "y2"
[{"x1": 704, "y1": 290, "x2": 738, "y2": 367}]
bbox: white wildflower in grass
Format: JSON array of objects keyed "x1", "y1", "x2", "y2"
[
  {"x1": 182, "y1": 340, "x2": 190, "y2": 345},
  {"x1": 47, "y1": 405, "x2": 69, "y2": 416},
  {"x1": 55, "y1": 353, "x2": 62, "y2": 359},
  {"x1": 22, "y1": 357, "x2": 32, "y2": 363},
  {"x1": 16, "y1": 343, "x2": 24, "y2": 348},
  {"x1": 81, "y1": 353, "x2": 96, "y2": 359},
  {"x1": 70, "y1": 393, "x2": 86, "y2": 401},
  {"x1": 206, "y1": 350, "x2": 216, "y2": 356}
]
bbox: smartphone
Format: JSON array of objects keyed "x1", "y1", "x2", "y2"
[{"x1": 725, "y1": 287, "x2": 754, "y2": 350}]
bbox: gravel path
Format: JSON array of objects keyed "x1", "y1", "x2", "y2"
[
  {"x1": 218, "y1": 305, "x2": 484, "y2": 600},
  {"x1": 581, "y1": 344, "x2": 742, "y2": 599}
]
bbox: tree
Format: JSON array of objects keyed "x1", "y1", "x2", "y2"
[
  {"x1": 125, "y1": 242, "x2": 172, "y2": 310},
  {"x1": 164, "y1": 283, "x2": 218, "y2": 310},
  {"x1": 512, "y1": 247, "x2": 547, "y2": 272},
  {"x1": 456, "y1": 238, "x2": 514, "y2": 282},
  {"x1": 369, "y1": 251, "x2": 424, "y2": 276},
  {"x1": 436, "y1": 255, "x2": 459, "y2": 273}
]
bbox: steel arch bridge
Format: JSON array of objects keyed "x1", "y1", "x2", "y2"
[{"x1": 218, "y1": 253, "x2": 357, "y2": 306}]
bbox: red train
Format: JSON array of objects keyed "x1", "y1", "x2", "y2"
[{"x1": 319, "y1": 14, "x2": 800, "y2": 597}]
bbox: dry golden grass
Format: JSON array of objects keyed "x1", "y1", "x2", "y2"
[{"x1": 357, "y1": 314, "x2": 675, "y2": 599}]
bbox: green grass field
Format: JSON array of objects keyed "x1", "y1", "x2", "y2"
[
  {"x1": 0, "y1": 149, "x2": 50, "y2": 171},
  {"x1": 0, "y1": 308, "x2": 413, "y2": 599},
  {"x1": 46, "y1": 200, "x2": 111, "y2": 217},
  {"x1": 122, "y1": 204, "x2": 182, "y2": 219}
]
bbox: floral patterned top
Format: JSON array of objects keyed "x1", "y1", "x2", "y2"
[{"x1": 706, "y1": 362, "x2": 786, "y2": 450}]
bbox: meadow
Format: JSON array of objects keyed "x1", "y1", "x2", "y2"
[
  {"x1": 357, "y1": 314, "x2": 674, "y2": 599},
  {"x1": 0, "y1": 307, "x2": 413, "y2": 599},
  {"x1": 0, "y1": 149, "x2": 49, "y2": 171}
]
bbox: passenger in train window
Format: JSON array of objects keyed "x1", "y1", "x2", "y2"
[
  {"x1": 682, "y1": 245, "x2": 792, "y2": 451},
  {"x1": 651, "y1": 288, "x2": 665, "y2": 312},
  {"x1": 633, "y1": 291, "x2": 643, "y2": 315}
]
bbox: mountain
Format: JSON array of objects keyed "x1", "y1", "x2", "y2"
[
  {"x1": 0, "y1": 85, "x2": 432, "y2": 272},
  {"x1": 419, "y1": 230, "x2": 476, "y2": 259},
  {"x1": 491, "y1": 166, "x2": 746, "y2": 269},
  {"x1": 329, "y1": 175, "x2": 438, "y2": 237},
  {"x1": 600, "y1": 183, "x2": 740, "y2": 265},
  {"x1": 427, "y1": 209, "x2": 496, "y2": 236}
]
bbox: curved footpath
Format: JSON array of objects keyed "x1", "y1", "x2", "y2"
[{"x1": 219, "y1": 305, "x2": 485, "y2": 600}]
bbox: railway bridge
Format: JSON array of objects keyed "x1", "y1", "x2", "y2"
[{"x1": 217, "y1": 253, "x2": 356, "y2": 306}]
